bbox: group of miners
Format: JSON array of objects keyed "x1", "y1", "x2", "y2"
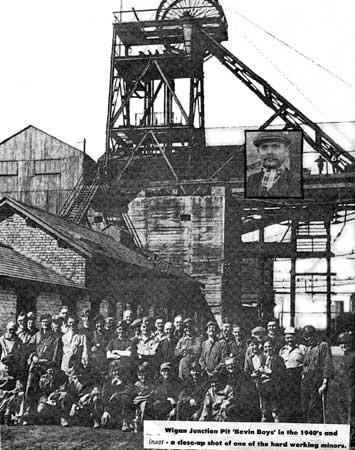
[{"x1": 0, "y1": 307, "x2": 353, "y2": 439}]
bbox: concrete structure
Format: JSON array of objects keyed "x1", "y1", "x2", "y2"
[{"x1": 0, "y1": 196, "x2": 210, "y2": 332}]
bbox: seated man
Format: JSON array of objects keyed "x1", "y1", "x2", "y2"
[
  {"x1": 152, "y1": 362, "x2": 182, "y2": 420},
  {"x1": 37, "y1": 363, "x2": 68, "y2": 426},
  {"x1": 219, "y1": 356, "x2": 259, "y2": 422},
  {"x1": 101, "y1": 360, "x2": 136, "y2": 431},
  {"x1": 199, "y1": 373, "x2": 235, "y2": 422},
  {"x1": 177, "y1": 361, "x2": 208, "y2": 421},
  {"x1": 0, "y1": 355, "x2": 24, "y2": 425},
  {"x1": 66, "y1": 366, "x2": 101, "y2": 428},
  {"x1": 133, "y1": 362, "x2": 155, "y2": 431}
]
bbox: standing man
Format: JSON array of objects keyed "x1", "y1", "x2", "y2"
[
  {"x1": 27, "y1": 312, "x2": 38, "y2": 336},
  {"x1": 173, "y1": 315, "x2": 184, "y2": 340},
  {"x1": 219, "y1": 318, "x2": 233, "y2": 346},
  {"x1": 90, "y1": 315, "x2": 110, "y2": 378},
  {"x1": 24, "y1": 314, "x2": 62, "y2": 421},
  {"x1": 279, "y1": 327, "x2": 305, "y2": 422},
  {"x1": 153, "y1": 317, "x2": 166, "y2": 343},
  {"x1": 337, "y1": 332, "x2": 355, "y2": 446},
  {"x1": 16, "y1": 313, "x2": 34, "y2": 346},
  {"x1": 59, "y1": 306, "x2": 69, "y2": 334},
  {"x1": 122, "y1": 310, "x2": 134, "y2": 328},
  {"x1": 315, "y1": 156, "x2": 325, "y2": 174},
  {"x1": 61, "y1": 317, "x2": 88, "y2": 374},
  {"x1": 246, "y1": 131, "x2": 300, "y2": 197},
  {"x1": 0, "y1": 322, "x2": 23, "y2": 373},
  {"x1": 244, "y1": 326, "x2": 267, "y2": 371},
  {"x1": 156, "y1": 322, "x2": 178, "y2": 374},
  {"x1": 266, "y1": 320, "x2": 284, "y2": 353},
  {"x1": 199, "y1": 321, "x2": 228, "y2": 376},
  {"x1": 301, "y1": 325, "x2": 333, "y2": 423},
  {"x1": 78, "y1": 310, "x2": 93, "y2": 345},
  {"x1": 32, "y1": 315, "x2": 62, "y2": 368},
  {"x1": 175, "y1": 318, "x2": 203, "y2": 380},
  {"x1": 228, "y1": 324, "x2": 246, "y2": 371},
  {"x1": 104, "y1": 317, "x2": 116, "y2": 342}
]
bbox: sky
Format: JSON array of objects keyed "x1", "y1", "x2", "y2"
[
  {"x1": 0, "y1": 0, "x2": 355, "y2": 160},
  {"x1": 0, "y1": 0, "x2": 354, "y2": 326}
]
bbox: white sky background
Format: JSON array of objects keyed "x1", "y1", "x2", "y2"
[
  {"x1": 0, "y1": 0, "x2": 354, "y2": 319},
  {"x1": 1, "y1": 0, "x2": 355, "y2": 158}
]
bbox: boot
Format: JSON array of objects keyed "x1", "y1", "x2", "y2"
[
  {"x1": 133, "y1": 417, "x2": 140, "y2": 433},
  {"x1": 121, "y1": 418, "x2": 129, "y2": 431}
]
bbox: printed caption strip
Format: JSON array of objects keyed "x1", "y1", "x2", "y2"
[{"x1": 144, "y1": 421, "x2": 350, "y2": 450}]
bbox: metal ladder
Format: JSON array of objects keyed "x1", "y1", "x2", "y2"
[{"x1": 59, "y1": 169, "x2": 100, "y2": 224}]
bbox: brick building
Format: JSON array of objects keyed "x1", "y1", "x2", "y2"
[{"x1": 0, "y1": 196, "x2": 210, "y2": 332}]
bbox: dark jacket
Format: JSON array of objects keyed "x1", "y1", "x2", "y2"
[
  {"x1": 247, "y1": 169, "x2": 301, "y2": 197},
  {"x1": 153, "y1": 376, "x2": 182, "y2": 402},
  {"x1": 156, "y1": 336, "x2": 178, "y2": 369}
]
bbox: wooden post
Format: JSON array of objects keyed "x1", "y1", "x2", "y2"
[
  {"x1": 290, "y1": 220, "x2": 297, "y2": 327},
  {"x1": 325, "y1": 220, "x2": 332, "y2": 336}
]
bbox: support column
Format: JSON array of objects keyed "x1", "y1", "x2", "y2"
[
  {"x1": 325, "y1": 221, "x2": 332, "y2": 335},
  {"x1": 290, "y1": 220, "x2": 298, "y2": 327},
  {"x1": 222, "y1": 192, "x2": 243, "y2": 323}
]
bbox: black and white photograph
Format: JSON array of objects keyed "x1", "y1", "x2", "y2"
[
  {"x1": 245, "y1": 130, "x2": 303, "y2": 198},
  {"x1": 0, "y1": 0, "x2": 355, "y2": 449}
]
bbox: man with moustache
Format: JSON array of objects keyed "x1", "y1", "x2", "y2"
[{"x1": 246, "y1": 131, "x2": 300, "y2": 197}]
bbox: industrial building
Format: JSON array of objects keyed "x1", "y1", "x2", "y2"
[{"x1": 0, "y1": 0, "x2": 354, "y2": 333}]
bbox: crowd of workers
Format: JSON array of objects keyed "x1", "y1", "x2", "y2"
[{"x1": 0, "y1": 307, "x2": 353, "y2": 440}]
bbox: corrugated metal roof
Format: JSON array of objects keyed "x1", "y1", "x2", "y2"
[
  {"x1": 0, "y1": 196, "x2": 196, "y2": 283},
  {"x1": 0, "y1": 243, "x2": 85, "y2": 289}
]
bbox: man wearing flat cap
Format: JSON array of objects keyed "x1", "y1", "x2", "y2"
[
  {"x1": 337, "y1": 332, "x2": 355, "y2": 445},
  {"x1": 152, "y1": 362, "x2": 182, "y2": 420},
  {"x1": 246, "y1": 131, "x2": 301, "y2": 197},
  {"x1": 301, "y1": 325, "x2": 333, "y2": 423},
  {"x1": 279, "y1": 327, "x2": 305, "y2": 422},
  {"x1": 199, "y1": 321, "x2": 228, "y2": 376},
  {"x1": 175, "y1": 318, "x2": 203, "y2": 379}
]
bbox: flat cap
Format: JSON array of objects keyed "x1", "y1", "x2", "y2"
[
  {"x1": 209, "y1": 373, "x2": 221, "y2": 383},
  {"x1": 1, "y1": 355, "x2": 15, "y2": 365},
  {"x1": 110, "y1": 359, "x2": 129, "y2": 371},
  {"x1": 284, "y1": 326, "x2": 296, "y2": 335},
  {"x1": 303, "y1": 325, "x2": 316, "y2": 334},
  {"x1": 225, "y1": 356, "x2": 236, "y2": 366},
  {"x1": 40, "y1": 314, "x2": 52, "y2": 322},
  {"x1": 206, "y1": 320, "x2": 217, "y2": 329},
  {"x1": 93, "y1": 314, "x2": 105, "y2": 324},
  {"x1": 131, "y1": 318, "x2": 142, "y2": 329},
  {"x1": 337, "y1": 332, "x2": 353, "y2": 344},
  {"x1": 137, "y1": 362, "x2": 151, "y2": 374},
  {"x1": 183, "y1": 318, "x2": 194, "y2": 326},
  {"x1": 190, "y1": 361, "x2": 202, "y2": 372},
  {"x1": 253, "y1": 131, "x2": 291, "y2": 147},
  {"x1": 251, "y1": 326, "x2": 267, "y2": 335},
  {"x1": 160, "y1": 362, "x2": 172, "y2": 371}
]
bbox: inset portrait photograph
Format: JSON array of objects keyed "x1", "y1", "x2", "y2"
[{"x1": 245, "y1": 130, "x2": 303, "y2": 198}]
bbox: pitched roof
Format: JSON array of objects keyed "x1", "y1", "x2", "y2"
[
  {"x1": 0, "y1": 125, "x2": 83, "y2": 154},
  {"x1": 0, "y1": 196, "x2": 195, "y2": 283},
  {"x1": 0, "y1": 243, "x2": 85, "y2": 290}
]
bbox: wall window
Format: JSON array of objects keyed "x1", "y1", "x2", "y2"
[
  {"x1": 0, "y1": 161, "x2": 18, "y2": 175},
  {"x1": 34, "y1": 159, "x2": 61, "y2": 175}
]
